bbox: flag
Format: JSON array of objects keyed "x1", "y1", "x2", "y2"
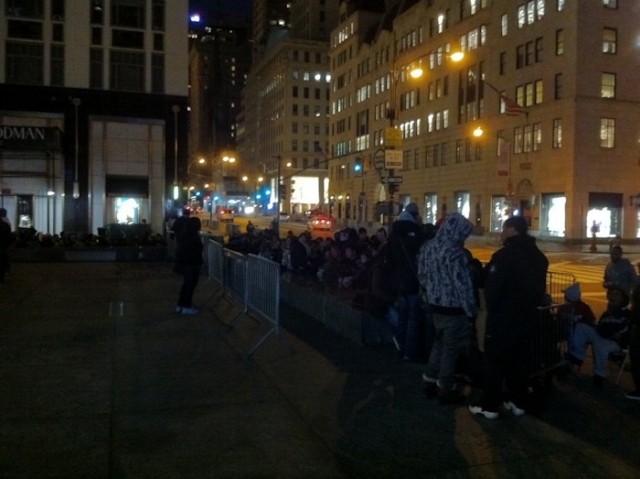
[
  {"x1": 482, "y1": 80, "x2": 527, "y2": 116},
  {"x1": 501, "y1": 94, "x2": 527, "y2": 116}
]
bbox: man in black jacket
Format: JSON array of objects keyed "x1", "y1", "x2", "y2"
[
  {"x1": 469, "y1": 215, "x2": 548, "y2": 419},
  {"x1": 385, "y1": 203, "x2": 427, "y2": 361}
]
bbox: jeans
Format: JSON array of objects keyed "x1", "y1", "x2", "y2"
[
  {"x1": 178, "y1": 265, "x2": 201, "y2": 308},
  {"x1": 393, "y1": 293, "x2": 423, "y2": 361},
  {"x1": 571, "y1": 322, "x2": 621, "y2": 377},
  {"x1": 424, "y1": 312, "x2": 470, "y2": 391}
]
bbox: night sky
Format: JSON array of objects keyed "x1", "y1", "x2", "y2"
[{"x1": 190, "y1": 0, "x2": 252, "y2": 18}]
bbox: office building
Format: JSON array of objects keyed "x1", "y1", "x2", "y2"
[
  {"x1": 329, "y1": 0, "x2": 640, "y2": 241},
  {"x1": 0, "y1": 0, "x2": 189, "y2": 235}
]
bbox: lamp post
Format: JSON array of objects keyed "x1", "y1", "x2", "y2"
[
  {"x1": 171, "y1": 105, "x2": 180, "y2": 201},
  {"x1": 273, "y1": 155, "x2": 282, "y2": 235},
  {"x1": 72, "y1": 98, "x2": 81, "y2": 199}
]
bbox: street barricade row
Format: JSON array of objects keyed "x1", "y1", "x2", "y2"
[
  {"x1": 204, "y1": 237, "x2": 290, "y2": 357},
  {"x1": 530, "y1": 271, "x2": 577, "y2": 378}
]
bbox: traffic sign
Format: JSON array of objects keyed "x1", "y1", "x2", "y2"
[
  {"x1": 384, "y1": 149, "x2": 403, "y2": 169},
  {"x1": 382, "y1": 176, "x2": 403, "y2": 184},
  {"x1": 385, "y1": 127, "x2": 403, "y2": 148}
]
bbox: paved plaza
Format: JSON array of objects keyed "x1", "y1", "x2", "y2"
[{"x1": 0, "y1": 260, "x2": 639, "y2": 478}]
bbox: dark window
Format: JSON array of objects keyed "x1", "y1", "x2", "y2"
[
  {"x1": 6, "y1": 0, "x2": 44, "y2": 19},
  {"x1": 153, "y1": 33, "x2": 163, "y2": 51},
  {"x1": 112, "y1": 29, "x2": 144, "y2": 49},
  {"x1": 51, "y1": 0, "x2": 64, "y2": 20},
  {"x1": 92, "y1": 27, "x2": 102, "y2": 45},
  {"x1": 151, "y1": 54, "x2": 164, "y2": 93},
  {"x1": 110, "y1": 50, "x2": 144, "y2": 92},
  {"x1": 50, "y1": 45, "x2": 64, "y2": 86},
  {"x1": 91, "y1": 1, "x2": 104, "y2": 25},
  {"x1": 52, "y1": 23, "x2": 63, "y2": 42},
  {"x1": 6, "y1": 42, "x2": 43, "y2": 85},
  {"x1": 152, "y1": 0, "x2": 165, "y2": 30},
  {"x1": 90, "y1": 48, "x2": 103, "y2": 89},
  {"x1": 111, "y1": 0, "x2": 145, "y2": 28},
  {"x1": 8, "y1": 20, "x2": 43, "y2": 40}
]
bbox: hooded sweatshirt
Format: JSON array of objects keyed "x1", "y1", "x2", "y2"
[{"x1": 418, "y1": 213, "x2": 477, "y2": 318}]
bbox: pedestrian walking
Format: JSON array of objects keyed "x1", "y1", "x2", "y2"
[
  {"x1": 385, "y1": 202, "x2": 427, "y2": 361},
  {"x1": 469, "y1": 215, "x2": 548, "y2": 419},
  {"x1": 174, "y1": 216, "x2": 203, "y2": 314},
  {"x1": 418, "y1": 212, "x2": 477, "y2": 404}
]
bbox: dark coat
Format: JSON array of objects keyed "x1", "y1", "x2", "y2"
[
  {"x1": 175, "y1": 218, "x2": 203, "y2": 269},
  {"x1": 385, "y1": 217, "x2": 426, "y2": 296},
  {"x1": 484, "y1": 233, "x2": 549, "y2": 341}
]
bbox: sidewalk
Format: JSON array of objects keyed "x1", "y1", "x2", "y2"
[{"x1": 1, "y1": 262, "x2": 639, "y2": 478}]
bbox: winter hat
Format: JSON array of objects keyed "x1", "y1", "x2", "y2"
[
  {"x1": 563, "y1": 283, "x2": 581, "y2": 302},
  {"x1": 405, "y1": 202, "x2": 419, "y2": 216}
]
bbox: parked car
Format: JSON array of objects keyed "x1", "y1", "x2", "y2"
[
  {"x1": 216, "y1": 207, "x2": 234, "y2": 223},
  {"x1": 308, "y1": 215, "x2": 336, "y2": 230},
  {"x1": 279, "y1": 211, "x2": 291, "y2": 221}
]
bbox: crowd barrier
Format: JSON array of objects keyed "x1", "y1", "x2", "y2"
[
  {"x1": 532, "y1": 304, "x2": 573, "y2": 377},
  {"x1": 203, "y1": 238, "x2": 290, "y2": 357},
  {"x1": 547, "y1": 270, "x2": 577, "y2": 304}
]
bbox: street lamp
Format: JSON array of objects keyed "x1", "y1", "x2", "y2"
[
  {"x1": 72, "y1": 97, "x2": 81, "y2": 199},
  {"x1": 171, "y1": 105, "x2": 180, "y2": 201}
]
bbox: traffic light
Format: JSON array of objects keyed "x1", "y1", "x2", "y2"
[
  {"x1": 279, "y1": 184, "x2": 286, "y2": 200},
  {"x1": 353, "y1": 160, "x2": 363, "y2": 176}
]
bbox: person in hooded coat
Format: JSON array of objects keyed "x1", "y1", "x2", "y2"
[
  {"x1": 418, "y1": 213, "x2": 477, "y2": 404},
  {"x1": 385, "y1": 202, "x2": 427, "y2": 361}
]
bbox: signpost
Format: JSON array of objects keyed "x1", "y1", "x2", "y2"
[
  {"x1": 382, "y1": 176, "x2": 403, "y2": 184},
  {"x1": 384, "y1": 149, "x2": 403, "y2": 169}
]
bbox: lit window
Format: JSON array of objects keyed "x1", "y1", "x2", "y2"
[
  {"x1": 601, "y1": 72, "x2": 616, "y2": 98},
  {"x1": 603, "y1": 28, "x2": 617, "y2": 53},
  {"x1": 600, "y1": 118, "x2": 615, "y2": 148}
]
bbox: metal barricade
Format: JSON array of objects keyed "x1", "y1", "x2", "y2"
[
  {"x1": 531, "y1": 304, "x2": 573, "y2": 377},
  {"x1": 223, "y1": 249, "x2": 249, "y2": 321},
  {"x1": 206, "y1": 239, "x2": 224, "y2": 287}
]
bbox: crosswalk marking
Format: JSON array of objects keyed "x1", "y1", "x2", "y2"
[{"x1": 548, "y1": 261, "x2": 604, "y2": 284}]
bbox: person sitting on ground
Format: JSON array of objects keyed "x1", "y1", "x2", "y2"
[
  {"x1": 560, "y1": 282, "x2": 596, "y2": 327},
  {"x1": 569, "y1": 286, "x2": 631, "y2": 387}
]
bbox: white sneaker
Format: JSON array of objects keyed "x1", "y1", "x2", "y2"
[
  {"x1": 503, "y1": 401, "x2": 525, "y2": 416},
  {"x1": 468, "y1": 405, "x2": 499, "y2": 419},
  {"x1": 181, "y1": 307, "x2": 199, "y2": 315}
]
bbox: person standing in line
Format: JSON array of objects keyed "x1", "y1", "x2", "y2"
[
  {"x1": 385, "y1": 202, "x2": 427, "y2": 362},
  {"x1": 0, "y1": 208, "x2": 14, "y2": 283},
  {"x1": 469, "y1": 215, "x2": 548, "y2": 419},
  {"x1": 418, "y1": 213, "x2": 477, "y2": 404},
  {"x1": 603, "y1": 245, "x2": 638, "y2": 301},
  {"x1": 174, "y1": 216, "x2": 203, "y2": 314}
]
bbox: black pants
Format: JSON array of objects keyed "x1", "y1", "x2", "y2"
[
  {"x1": 480, "y1": 332, "x2": 532, "y2": 411},
  {"x1": 178, "y1": 265, "x2": 200, "y2": 308}
]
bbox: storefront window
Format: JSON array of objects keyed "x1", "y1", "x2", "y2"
[
  {"x1": 115, "y1": 197, "x2": 139, "y2": 224},
  {"x1": 587, "y1": 192, "x2": 622, "y2": 238},
  {"x1": 490, "y1": 196, "x2": 508, "y2": 232},
  {"x1": 423, "y1": 193, "x2": 437, "y2": 225},
  {"x1": 454, "y1": 191, "x2": 470, "y2": 219},
  {"x1": 541, "y1": 194, "x2": 566, "y2": 237}
]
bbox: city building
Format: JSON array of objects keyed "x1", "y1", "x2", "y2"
[
  {"x1": 187, "y1": 11, "x2": 251, "y2": 211},
  {"x1": 328, "y1": 0, "x2": 640, "y2": 241},
  {"x1": 237, "y1": 0, "x2": 338, "y2": 217},
  {"x1": 0, "y1": 0, "x2": 189, "y2": 236}
]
